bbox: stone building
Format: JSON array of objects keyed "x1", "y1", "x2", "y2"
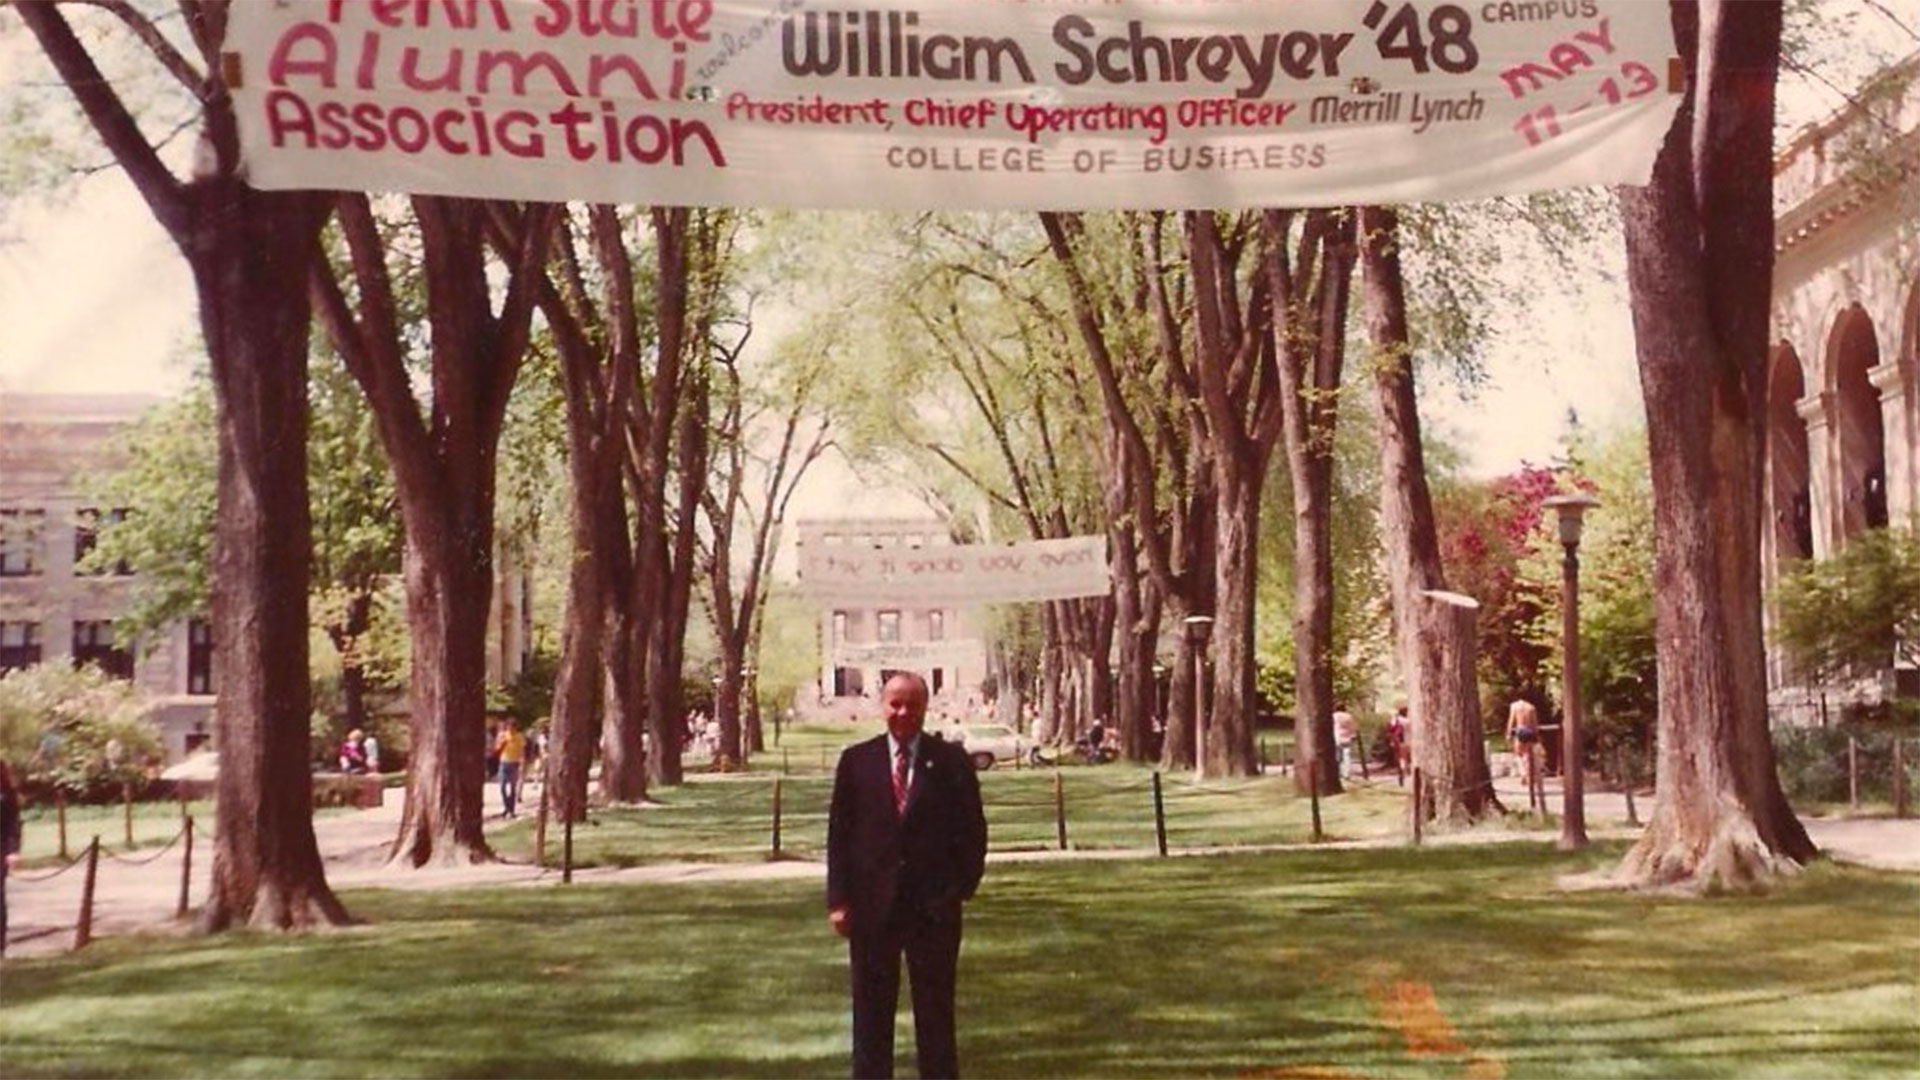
[
  {"x1": 795, "y1": 516, "x2": 989, "y2": 717},
  {"x1": 1766, "y1": 54, "x2": 1920, "y2": 721},
  {"x1": 0, "y1": 389, "x2": 538, "y2": 761},
  {"x1": 0, "y1": 392, "x2": 214, "y2": 759}
]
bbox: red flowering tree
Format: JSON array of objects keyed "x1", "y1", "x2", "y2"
[{"x1": 1435, "y1": 464, "x2": 1562, "y2": 733}]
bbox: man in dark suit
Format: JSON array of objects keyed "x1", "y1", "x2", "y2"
[{"x1": 828, "y1": 671, "x2": 987, "y2": 1079}]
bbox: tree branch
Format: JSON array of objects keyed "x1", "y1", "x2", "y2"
[
  {"x1": 79, "y1": 0, "x2": 208, "y2": 99},
  {"x1": 15, "y1": 0, "x2": 188, "y2": 237}
]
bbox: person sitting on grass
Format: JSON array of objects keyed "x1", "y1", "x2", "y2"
[{"x1": 1081, "y1": 718, "x2": 1107, "y2": 763}]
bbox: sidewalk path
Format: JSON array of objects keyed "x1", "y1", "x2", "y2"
[{"x1": 6, "y1": 774, "x2": 1915, "y2": 958}]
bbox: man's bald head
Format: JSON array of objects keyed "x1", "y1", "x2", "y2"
[{"x1": 882, "y1": 672, "x2": 930, "y2": 742}]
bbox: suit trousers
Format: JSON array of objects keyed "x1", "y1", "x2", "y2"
[{"x1": 848, "y1": 904, "x2": 963, "y2": 1079}]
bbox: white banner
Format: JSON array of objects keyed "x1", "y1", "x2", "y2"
[
  {"x1": 228, "y1": 1, "x2": 1680, "y2": 210},
  {"x1": 800, "y1": 534, "x2": 1108, "y2": 604},
  {"x1": 832, "y1": 638, "x2": 985, "y2": 670}
]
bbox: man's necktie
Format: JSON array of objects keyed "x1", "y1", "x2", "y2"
[{"x1": 892, "y1": 744, "x2": 910, "y2": 814}]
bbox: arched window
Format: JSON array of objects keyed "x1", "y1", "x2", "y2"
[
  {"x1": 1828, "y1": 305, "x2": 1886, "y2": 541},
  {"x1": 1767, "y1": 344, "x2": 1813, "y2": 562}
]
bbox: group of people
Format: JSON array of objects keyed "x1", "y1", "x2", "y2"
[
  {"x1": 1331, "y1": 703, "x2": 1412, "y2": 778},
  {"x1": 336, "y1": 729, "x2": 381, "y2": 774},
  {"x1": 333, "y1": 716, "x2": 547, "y2": 819}
]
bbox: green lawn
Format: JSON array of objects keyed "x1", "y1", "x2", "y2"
[
  {"x1": 12, "y1": 799, "x2": 214, "y2": 863},
  {"x1": 1, "y1": 843, "x2": 1914, "y2": 1078},
  {"x1": 502, "y1": 764, "x2": 1419, "y2": 868},
  {"x1": 12, "y1": 798, "x2": 366, "y2": 866}
]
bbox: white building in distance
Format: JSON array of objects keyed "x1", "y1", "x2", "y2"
[{"x1": 794, "y1": 516, "x2": 991, "y2": 719}]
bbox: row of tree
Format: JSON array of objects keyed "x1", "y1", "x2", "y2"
[
  {"x1": 10, "y1": 1, "x2": 841, "y2": 928},
  {"x1": 2, "y1": 0, "x2": 1865, "y2": 933}
]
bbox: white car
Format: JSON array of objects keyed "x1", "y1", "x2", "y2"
[{"x1": 947, "y1": 723, "x2": 1026, "y2": 770}]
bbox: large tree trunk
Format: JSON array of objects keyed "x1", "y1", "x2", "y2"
[
  {"x1": 1087, "y1": 597, "x2": 1116, "y2": 733},
  {"x1": 195, "y1": 184, "x2": 351, "y2": 930},
  {"x1": 16, "y1": 1, "x2": 350, "y2": 930},
  {"x1": 541, "y1": 211, "x2": 638, "y2": 820},
  {"x1": 643, "y1": 351, "x2": 710, "y2": 787},
  {"x1": 1106, "y1": 505, "x2": 1153, "y2": 760},
  {"x1": 600, "y1": 611, "x2": 651, "y2": 800},
  {"x1": 1616, "y1": 0, "x2": 1815, "y2": 889},
  {"x1": 1359, "y1": 206, "x2": 1498, "y2": 823},
  {"x1": 1282, "y1": 432, "x2": 1339, "y2": 796},
  {"x1": 379, "y1": 200, "x2": 525, "y2": 867},
  {"x1": 1263, "y1": 210, "x2": 1357, "y2": 794},
  {"x1": 313, "y1": 196, "x2": 554, "y2": 866},
  {"x1": 713, "y1": 648, "x2": 746, "y2": 767},
  {"x1": 1161, "y1": 474, "x2": 1218, "y2": 772},
  {"x1": 324, "y1": 591, "x2": 375, "y2": 738},
  {"x1": 388, "y1": 510, "x2": 496, "y2": 865},
  {"x1": 1208, "y1": 470, "x2": 1264, "y2": 776},
  {"x1": 546, "y1": 420, "x2": 615, "y2": 822},
  {"x1": 546, "y1": 566, "x2": 602, "y2": 823}
]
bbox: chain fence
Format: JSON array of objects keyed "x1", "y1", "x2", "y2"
[
  {"x1": 6, "y1": 816, "x2": 198, "y2": 955},
  {"x1": 13, "y1": 733, "x2": 1904, "y2": 954}
]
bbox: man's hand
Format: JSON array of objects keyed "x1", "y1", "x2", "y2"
[{"x1": 828, "y1": 906, "x2": 851, "y2": 938}]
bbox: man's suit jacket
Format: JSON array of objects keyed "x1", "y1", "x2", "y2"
[{"x1": 827, "y1": 732, "x2": 987, "y2": 929}]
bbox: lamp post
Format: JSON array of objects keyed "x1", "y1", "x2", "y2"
[
  {"x1": 1542, "y1": 493, "x2": 1599, "y2": 851},
  {"x1": 1183, "y1": 615, "x2": 1214, "y2": 780}
]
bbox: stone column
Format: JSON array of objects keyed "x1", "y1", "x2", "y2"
[
  {"x1": 1798, "y1": 392, "x2": 1838, "y2": 559},
  {"x1": 819, "y1": 608, "x2": 834, "y2": 706},
  {"x1": 1870, "y1": 360, "x2": 1914, "y2": 525}
]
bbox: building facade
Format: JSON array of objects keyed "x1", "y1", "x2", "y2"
[
  {"x1": 0, "y1": 390, "x2": 538, "y2": 761},
  {"x1": 0, "y1": 392, "x2": 214, "y2": 759},
  {"x1": 1766, "y1": 55, "x2": 1920, "y2": 721},
  {"x1": 795, "y1": 516, "x2": 990, "y2": 717}
]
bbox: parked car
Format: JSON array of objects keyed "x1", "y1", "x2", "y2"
[{"x1": 947, "y1": 723, "x2": 1026, "y2": 770}]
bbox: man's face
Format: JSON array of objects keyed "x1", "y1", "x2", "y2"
[{"x1": 882, "y1": 677, "x2": 927, "y2": 743}]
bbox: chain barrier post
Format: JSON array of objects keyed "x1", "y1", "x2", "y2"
[
  {"x1": 1849, "y1": 735, "x2": 1860, "y2": 811},
  {"x1": 771, "y1": 777, "x2": 784, "y2": 858},
  {"x1": 177, "y1": 817, "x2": 194, "y2": 919},
  {"x1": 1053, "y1": 771, "x2": 1068, "y2": 851},
  {"x1": 533, "y1": 759, "x2": 550, "y2": 870},
  {"x1": 1151, "y1": 771, "x2": 1168, "y2": 857},
  {"x1": 57, "y1": 789, "x2": 69, "y2": 861},
  {"x1": 782, "y1": 748, "x2": 790, "y2": 776},
  {"x1": 563, "y1": 816, "x2": 575, "y2": 884},
  {"x1": 75, "y1": 836, "x2": 101, "y2": 950},
  {"x1": 122, "y1": 781, "x2": 135, "y2": 848}
]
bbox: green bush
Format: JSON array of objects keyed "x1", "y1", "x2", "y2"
[
  {"x1": 0, "y1": 662, "x2": 163, "y2": 801},
  {"x1": 1774, "y1": 724, "x2": 1918, "y2": 805}
]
